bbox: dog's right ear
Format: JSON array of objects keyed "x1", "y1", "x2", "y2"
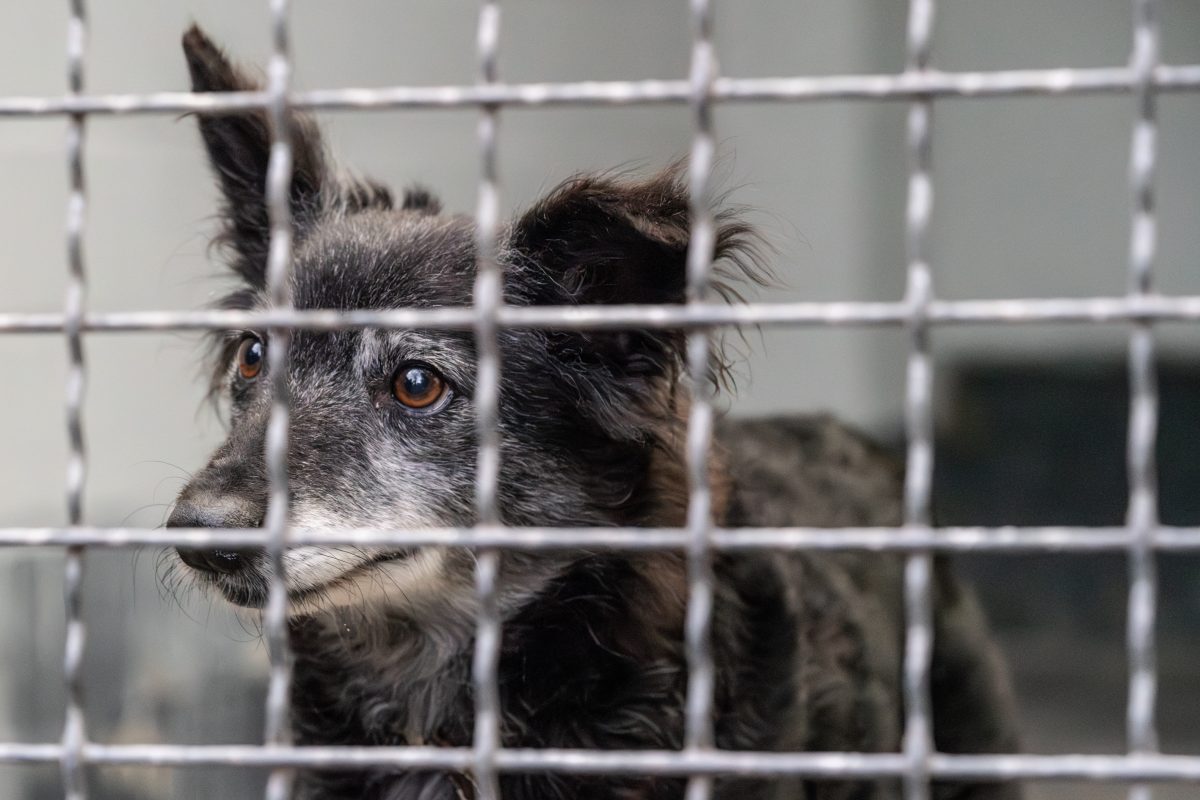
[{"x1": 182, "y1": 25, "x2": 392, "y2": 287}]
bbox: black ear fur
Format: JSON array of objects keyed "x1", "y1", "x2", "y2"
[
  {"x1": 508, "y1": 166, "x2": 762, "y2": 358},
  {"x1": 507, "y1": 167, "x2": 765, "y2": 434},
  {"x1": 182, "y1": 25, "x2": 393, "y2": 287},
  {"x1": 401, "y1": 185, "x2": 442, "y2": 215},
  {"x1": 512, "y1": 169, "x2": 687, "y2": 308}
]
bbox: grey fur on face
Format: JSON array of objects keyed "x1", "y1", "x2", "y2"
[{"x1": 165, "y1": 25, "x2": 1023, "y2": 800}]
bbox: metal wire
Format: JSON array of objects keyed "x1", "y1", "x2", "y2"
[
  {"x1": 60, "y1": 2, "x2": 89, "y2": 799},
  {"x1": 471, "y1": 2, "x2": 504, "y2": 798},
  {"x1": 2, "y1": 524, "x2": 1200, "y2": 552},
  {"x1": 682, "y1": 2, "x2": 718, "y2": 799},
  {"x1": 261, "y1": 1, "x2": 297, "y2": 799},
  {"x1": 4, "y1": 742, "x2": 1200, "y2": 784},
  {"x1": 4, "y1": 65, "x2": 1200, "y2": 117},
  {"x1": 4, "y1": 1, "x2": 1199, "y2": 797},
  {"x1": 900, "y1": 2, "x2": 936, "y2": 798},
  {"x1": 1125, "y1": 3, "x2": 1162, "y2": 800},
  {"x1": 4, "y1": 295, "x2": 1200, "y2": 334}
]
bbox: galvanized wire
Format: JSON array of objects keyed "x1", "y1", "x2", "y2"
[
  {"x1": 3, "y1": 65, "x2": 1200, "y2": 118},
  {"x1": 4, "y1": 294, "x2": 1200, "y2": 334},
  {"x1": 1125, "y1": 3, "x2": 1162, "y2": 800},
  {"x1": 682, "y1": 2, "x2": 718, "y2": 799},
  {"x1": 61, "y1": 2, "x2": 89, "y2": 799},
  {"x1": 262, "y1": 1, "x2": 297, "y2": 799},
  {"x1": 471, "y1": 2, "x2": 504, "y2": 798},
  {"x1": 3, "y1": 742, "x2": 1200, "y2": 784},
  {"x1": 900, "y1": 2, "x2": 936, "y2": 798},
  {"x1": 2, "y1": 524, "x2": 1200, "y2": 552}
]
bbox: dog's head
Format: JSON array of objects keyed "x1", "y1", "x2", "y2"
[{"x1": 167, "y1": 26, "x2": 761, "y2": 619}]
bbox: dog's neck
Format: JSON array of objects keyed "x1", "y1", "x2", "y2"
[
  {"x1": 284, "y1": 415, "x2": 725, "y2": 768},
  {"x1": 287, "y1": 551, "x2": 688, "y2": 749}
]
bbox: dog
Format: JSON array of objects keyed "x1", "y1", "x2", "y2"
[{"x1": 167, "y1": 25, "x2": 1021, "y2": 800}]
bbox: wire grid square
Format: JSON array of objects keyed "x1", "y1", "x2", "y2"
[{"x1": 1, "y1": 1, "x2": 1199, "y2": 799}]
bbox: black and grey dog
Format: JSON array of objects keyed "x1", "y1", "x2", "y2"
[{"x1": 167, "y1": 26, "x2": 1021, "y2": 800}]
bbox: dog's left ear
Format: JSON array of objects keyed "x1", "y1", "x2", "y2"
[
  {"x1": 182, "y1": 25, "x2": 392, "y2": 288},
  {"x1": 507, "y1": 169, "x2": 760, "y2": 430},
  {"x1": 509, "y1": 171, "x2": 701, "y2": 310},
  {"x1": 508, "y1": 169, "x2": 757, "y2": 359}
]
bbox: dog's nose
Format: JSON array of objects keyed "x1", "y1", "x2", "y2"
[
  {"x1": 168, "y1": 490, "x2": 263, "y2": 575},
  {"x1": 176, "y1": 546, "x2": 248, "y2": 575}
]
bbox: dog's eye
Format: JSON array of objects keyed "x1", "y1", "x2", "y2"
[
  {"x1": 236, "y1": 336, "x2": 265, "y2": 380},
  {"x1": 392, "y1": 363, "x2": 449, "y2": 412}
]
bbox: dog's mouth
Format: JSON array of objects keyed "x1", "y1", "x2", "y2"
[{"x1": 208, "y1": 550, "x2": 415, "y2": 610}]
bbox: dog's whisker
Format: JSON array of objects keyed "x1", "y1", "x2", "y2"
[
  {"x1": 131, "y1": 459, "x2": 196, "y2": 481},
  {"x1": 119, "y1": 502, "x2": 171, "y2": 527}
]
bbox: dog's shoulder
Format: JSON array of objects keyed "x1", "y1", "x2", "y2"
[{"x1": 717, "y1": 414, "x2": 904, "y2": 529}]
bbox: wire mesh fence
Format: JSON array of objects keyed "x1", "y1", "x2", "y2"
[{"x1": 1, "y1": 2, "x2": 1199, "y2": 799}]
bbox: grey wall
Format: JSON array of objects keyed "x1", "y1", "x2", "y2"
[{"x1": 1, "y1": 3, "x2": 1197, "y2": 799}]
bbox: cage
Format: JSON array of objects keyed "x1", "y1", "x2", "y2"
[{"x1": 1, "y1": 3, "x2": 1199, "y2": 800}]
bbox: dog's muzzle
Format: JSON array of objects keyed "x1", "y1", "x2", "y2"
[{"x1": 168, "y1": 489, "x2": 264, "y2": 577}]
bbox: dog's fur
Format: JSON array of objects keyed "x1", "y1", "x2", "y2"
[{"x1": 167, "y1": 26, "x2": 1021, "y2": 800}]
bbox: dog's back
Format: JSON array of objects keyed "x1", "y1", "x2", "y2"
[{"x1": 717, "y1": 416, "x2": 1021, "y2": 799}]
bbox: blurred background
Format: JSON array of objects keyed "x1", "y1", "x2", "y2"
[{"x1": 1, "y1": 2, "x2": 1198, "y2": 799}]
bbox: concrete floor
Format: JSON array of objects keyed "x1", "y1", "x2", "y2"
[{"x1": 997, "y1": 629, "x2": 1200, "y2": 800}]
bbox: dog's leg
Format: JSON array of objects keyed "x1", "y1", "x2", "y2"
[{"x1": 929, "y1": 558, "x2": 1023, "y2": 800}]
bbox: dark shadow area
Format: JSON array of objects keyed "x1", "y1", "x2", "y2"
[{"x1": 931, "y1": 359, "x2": 1200, "y2": 800}]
